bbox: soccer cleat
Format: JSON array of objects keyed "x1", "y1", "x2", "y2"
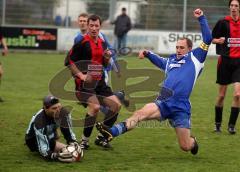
[
  {"x1": 228, "y1": 126, "x2": 236, "y2": 135},
  {"x1": 95, "y1": 135, "x2": 112, "y2": 149},
  {"x1": 122, "y1": 99, "x2": 130, "y2": 107},
  {"x1": 190, "y1": 136, "x2": 199, "y2": 155},
  {"x1": 96, "y1": 122, "x2": 113, "y2": 142},
  {"x1": 214, "y1": 125, "x2": 221, "y2": 133},
  {"x1": 80, "y1": 139, "x2": 90, "y2": 150}
]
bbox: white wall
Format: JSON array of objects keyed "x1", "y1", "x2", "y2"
[
  {"x1": 57, "y1": 28, "x2": 216, "y2": 56},
  {"x1": 54, "y1": 0, "x2": 87, "y2": 22}
]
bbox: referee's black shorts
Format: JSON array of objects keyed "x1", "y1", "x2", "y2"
[{"x1": 216, "y1": 56, "x2": 240, "y2": 85}]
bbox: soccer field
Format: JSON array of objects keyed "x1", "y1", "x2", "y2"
[{"x1": 0, "y1": 52, "x2": 240, "y2": 172}]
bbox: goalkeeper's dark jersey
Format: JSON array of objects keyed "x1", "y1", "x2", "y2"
[{"x1": 25, "y1": 107, "x2": 76, "y2": 159}]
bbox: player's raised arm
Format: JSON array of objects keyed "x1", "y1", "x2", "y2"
[{"x1": 192, "y1": 9, "x2": 212, "y2": 63}]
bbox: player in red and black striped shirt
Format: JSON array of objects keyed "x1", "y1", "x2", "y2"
[
  {"x1": 65, "y1": 15, "x2": 121, "y2": 149},
  {"x1": 212, "y1": 0, "x2": 240, "y2": 134}
]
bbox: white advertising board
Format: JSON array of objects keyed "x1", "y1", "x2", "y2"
[{"x1": 57, "y1": 29, "x2": 216, "y2": 56}]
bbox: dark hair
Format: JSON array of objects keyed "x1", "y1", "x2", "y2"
[
  {"x1": 43, "y1": 95, "x2": 59, "y2": 109},
  {"x1": 178, "y1": 38, "x2": 193, "y2": 48},
  {"x1": 229, "y1": 0, "x2": 240, "y2": 7},
  {"x1": 122, "y1": 7, "x2": 126, "y2": 11},
  {"x1": 78, "y1": 13, "x2": 88, "y2": 18},
  {"x1": 87, "y1": 14, "x2": 102, "y2": 25}
]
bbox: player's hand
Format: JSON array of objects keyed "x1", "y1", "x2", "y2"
[
  {"x1": 51, "y1": 152, "x2": 59, "y2": 160},
  {"x1": 103, "y1": 49, "x2": 112, "y2": 60},
  {"x1": 193, "y1": 8, "x2": 203, "y2": 18},
  {"x1": 84, "y1": 73, "x2": 93, "y2": 83},
  {"x1": 217, "y1": 37, "x2": 225, "y2": 44},
  {"x1": 75, "y1": 72, "x2": 88, "y2": 81},
  {"x1": 138, "y1": 50, "x2": 148, "y2": 59},
  {"x1": 2, "y1": 48, "x2": 8, "y2": 56}
]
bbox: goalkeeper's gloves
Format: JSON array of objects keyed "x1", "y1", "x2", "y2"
[
  {"x1": 69, "y1": 141, "x2": 79, "y2": 146},
  {"x1": 51, "y1": 152, "x2": 59, "y2": 160},
  {"x1": 51, "y1": 151, "x2": 75, "y2": 163}
]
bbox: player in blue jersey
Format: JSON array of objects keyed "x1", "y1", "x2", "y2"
[{"x1": 96, "y1": 9, "x2": 212, "y2": 155}]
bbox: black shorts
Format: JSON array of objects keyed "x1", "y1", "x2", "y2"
[
  {"x1": 25, "y1": 136, "x2": 38, "y2": 152},
  {"x1": 216, "y1": 56, "x2": 240, "y2": 85},
  {"x1": 25, "y1": 135, "x2": 56, "y2": 153},
  {"x1": 75, "y1": 78, "x2": 113, "y2": 107}
]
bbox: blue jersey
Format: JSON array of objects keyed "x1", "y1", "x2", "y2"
[
  {"x1": 146, "y1": 15, "x2": 212, "y2": 100},
  {"x1": 148, "y1": 15, "x2": 212, "y2": 128}
]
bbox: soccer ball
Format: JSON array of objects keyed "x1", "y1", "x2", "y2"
[{"x1": 60, "y1": 143, "x2": 84, "y2": 162}]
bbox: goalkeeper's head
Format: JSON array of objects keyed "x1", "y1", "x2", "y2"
[{"x1": 43, "y1": 95, "x2": 61, "y2": 118}]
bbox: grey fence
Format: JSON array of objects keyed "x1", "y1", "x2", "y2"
[{"x1": 0, "y1": 0, "x2": 228, "y2": 31}]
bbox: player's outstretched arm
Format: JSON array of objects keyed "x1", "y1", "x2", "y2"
[
  {"x1": 138, "y1": 50, "x2": 168, "y2": 70},
  {"x1": 192, "y1": 9, "x2": 212, "y2": 63}
]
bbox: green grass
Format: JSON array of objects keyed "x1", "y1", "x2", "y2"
[{"x1": 0, "y1": 52, "x2": 239, "y2": 172}]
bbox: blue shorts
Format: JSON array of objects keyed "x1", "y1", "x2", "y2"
[{"x1": 155, "y1": 98, "x2": 191, "y2": 128}]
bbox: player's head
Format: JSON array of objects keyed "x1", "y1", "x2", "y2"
[
  {"x1": 229, "y1": 0, "x2": 240, "y2": 16},
  {"x1": 43, "y1": 95, "x2": 61, "y2": 118},
  {"x1": 78, "y1": 13, "x2": 88, "y2": 34},
  {"x1": 87, "y1": 14, "x2": 102, "y2": 39},
  {"x1": 176, "y1": 38, "x2": 193, "y2": 59}
]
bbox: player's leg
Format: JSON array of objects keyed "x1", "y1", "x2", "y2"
[
  {"x1": 227, "y1": 59, "x2": 240, "y2": 134},
  {"x1": 228, "y1": 82, "x2": 240, "y2": 134},
  {"x1": 102, "y1": 95, "x2": 121, "y2": 126},
  {"x1": 215, "y1": 85, "x2": 228, "y2": 132},
  {"x1": 0, "y1": 63, "x2": 3, "y2": 102},
  {"x1": 95, "y1": 94, "x2": 121, "y2": 148},
  {"x1": 117, "y1": 36, "x2": 121, "y2": 50},
  {"x1": 121, "y1": 34, "x2": 127, "y2": 49},
  {"x1": 92, "y1": 80, "x2": 121, "y2": 148},
  {"x1": 175, "y1": 128, "x2": 198, "y2": 155},
  {"x1": 215, "y1": 57, "x2": 229, "y2": 132},
  {"x1": 114, "y1": 90, "x2": 130, "y2": 107},
  {"x1": 80, "y1": 94, "x2": 100, "y2": 149},
  {"x1": 96, "y1": 102, "x2": 161, "y2": 141},
  {"x1": 0, "y1": 63, "x2": 3, "y2": 81}
]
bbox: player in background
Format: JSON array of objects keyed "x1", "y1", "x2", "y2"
[
  {"x1": 65, "y1": 15, "x2": 122, "y2": 150},
  {"x1": 112, "y1": 7, "x2": 132, "y2": 50},
  {"x1": 25, "y1": 95, "x2": 79, "y2": 161},
  {"x1": 73, "y1": 13, "x2": 129, "y2": 106},
  {"x1": 212, "y1": 0, "x2": 240, "y2": 134},
  {"x1": 70, "y1": 13, "x2": 129, "y2": 148},
  {"x1": 96, "y1": 9, "x2": 212, "y2": 155},
  {"x1": 74, "y1": 13, "x2": 121, "y2": 79},
  {"x1": 0, "y1": 28, "x2": 8, "y2": 102}
]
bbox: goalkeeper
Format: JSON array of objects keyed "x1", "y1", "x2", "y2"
[
  {"x1": 25, "y1": 95, "x2": 78, "y2": 161},
  {"x1": 96, "y1": 9, "x2": 212, "y2": 155}
]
